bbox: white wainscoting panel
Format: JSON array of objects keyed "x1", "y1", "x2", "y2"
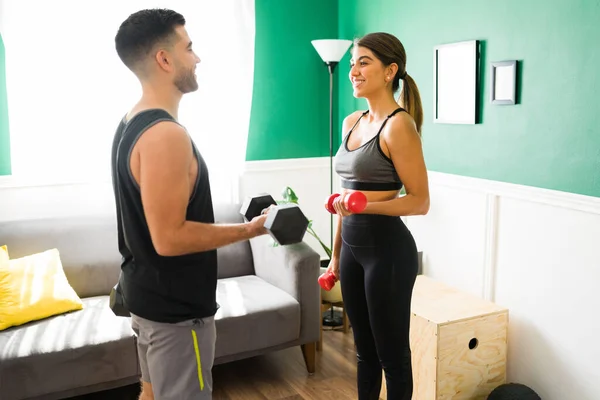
[
  {"x1": 402, "y1": 183, "x2": 491, "y2": 298},
  {"x1": 493, "y1": 196, "x2": 600, "y2": 400},
  {"x1": 406, "y1": 171, "x2": 600, "y2": 400}
]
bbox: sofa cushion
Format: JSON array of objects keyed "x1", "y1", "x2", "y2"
[
  {"x1": 0, "y1": 296, "x2": 139, "y2": 400},
  {"x1": 215, "y1": 275, "x2": 300, "y2": 359},
  {"x1": 0, "y1": 248, "x2": 84, "y2": 331},
  {"x1": 213, "y1": 203, "x2": 255, "y2": 278}
]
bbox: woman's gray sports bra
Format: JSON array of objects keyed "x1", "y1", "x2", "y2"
[{"x1": 334, "y1": 108, "x2": 405, "y2": 191}]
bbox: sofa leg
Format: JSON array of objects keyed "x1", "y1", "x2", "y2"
[{"x1": 301, "y1": 342, "x2": 316, "y2": 374}]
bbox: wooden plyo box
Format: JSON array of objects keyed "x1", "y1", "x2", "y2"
[{"x1": 381, "y1": 276, "x2": 508, "y2": 400}]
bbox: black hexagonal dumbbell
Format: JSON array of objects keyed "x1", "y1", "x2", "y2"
[{"x1": 240, "y1": 193, "x2": 310, "y2": 245}]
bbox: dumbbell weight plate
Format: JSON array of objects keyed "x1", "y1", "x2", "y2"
[
  {"x1": 264, "y1": 204, "x2": 309, "y2": 245},
  {"x1": 324, "y1": 193, "x2": 340, "y2": 213},
  {"x1": 240, "y1": 193, "x2": 277, "y2": 221}
]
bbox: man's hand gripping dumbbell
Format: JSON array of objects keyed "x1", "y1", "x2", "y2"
[{"x1": 240, "y1": 193, "x2": 310, "y2": 245}]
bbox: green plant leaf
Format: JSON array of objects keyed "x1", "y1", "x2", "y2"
[{"x1": 282, "y1": 186, "x2": 299, "y2": 203}]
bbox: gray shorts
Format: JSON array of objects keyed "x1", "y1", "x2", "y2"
[{"x1": 131, "y1": 313, "x2": 216, "y2": 399}]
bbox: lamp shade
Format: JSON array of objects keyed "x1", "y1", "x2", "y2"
[{"x1": 311, "y1": 39, "x2": 352, "y2": 63}]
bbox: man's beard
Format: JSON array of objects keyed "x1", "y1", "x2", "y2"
[{"x1": 174, "y1": 67, "x2": 198, "y2": 94}]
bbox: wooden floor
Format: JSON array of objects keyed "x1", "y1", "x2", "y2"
[
  {"x1": 70, "y1": 328, "x2": 366, "y2": 400},
  {"x1": 212, "y1": 328, "x2": 362, "y2": 400}
]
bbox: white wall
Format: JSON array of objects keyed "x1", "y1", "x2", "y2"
[
  {"x1": 0, "y1": 178, "x2": 115, "y2": 222},
  {"x1": 1, "y1": 159, "x2": 599, "y2": 399},
  {"x1": 405, "y1": 172, "x2": 600, "y2": 400}
]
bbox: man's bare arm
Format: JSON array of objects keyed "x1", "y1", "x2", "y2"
[{"x1": 134, "y1": 121, "x2": 266, "y2": 257}]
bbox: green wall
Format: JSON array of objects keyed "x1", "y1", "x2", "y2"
[
  {"x1": 246, "y1": 0, "x2": 340, "y2": 161},
  {"x1": 338, "y1": 0, "x2": 600, "y2": 198},
  {"x1": 0, "y1": 33, "x2": 10, "y2": 175}
]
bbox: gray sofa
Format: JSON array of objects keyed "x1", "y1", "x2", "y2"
[{"x1": 0, "y1": 203, "x2": 321, "y2": 400}]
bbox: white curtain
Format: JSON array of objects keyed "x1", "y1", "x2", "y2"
[{"x1": 0, "y1": 0, "x2": 255, "y2": 204}]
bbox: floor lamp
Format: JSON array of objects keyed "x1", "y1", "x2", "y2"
[
  {"x1": 311, "y1": 39, "x2": 352, "y2": 252},
  {"x1": 312, "y1": 39, "x2": 352, "y2": 328}
]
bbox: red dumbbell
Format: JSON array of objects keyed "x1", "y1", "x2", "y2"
[
  {"x1": 324, "y1": 193, "x2": 340, "y2": 214},
  {"x1": 318, "y1": 270, "x2": 337, "y2": 291},
  {"x1": 324, "y1": 191, "x2": 367, "y2": 214}
]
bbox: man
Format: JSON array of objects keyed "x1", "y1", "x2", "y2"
[{"x1": 111, "y1": 9, "x2": 268, "y2": 399}]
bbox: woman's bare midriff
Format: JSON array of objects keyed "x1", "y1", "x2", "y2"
[{"x1": 343, "y1": 188, "x2": 400, "y2": 204}]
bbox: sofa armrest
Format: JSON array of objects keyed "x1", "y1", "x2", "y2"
[{"x1": 249, "y1": 235, "x2": 321, "y2": 344}]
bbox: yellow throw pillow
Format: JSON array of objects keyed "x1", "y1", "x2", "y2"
[
  {"x1": 0, "y1": 245, "x2": 8, "y2": 263},
  {"x1": 0, "y1": 248, "x2": 83, "y2": 331}
]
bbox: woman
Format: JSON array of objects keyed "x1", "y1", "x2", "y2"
[{"x1": 328, "y1": 32, "x2": 430, "y2": 400}]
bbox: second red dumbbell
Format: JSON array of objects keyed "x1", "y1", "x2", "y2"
[
  {"x1": 324, "y1": 191, "x2": 367, "y2": 214},
  {"x1": 318, "y1": 270, "x2": 337, "y2": 291}
]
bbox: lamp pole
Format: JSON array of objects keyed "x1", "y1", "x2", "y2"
[
  {"x1": 311, "y1": 39, "x2": 351, "y2": 259},
  {"x1": 327, "y1": 61, "x2": 338, "y2": 249}
]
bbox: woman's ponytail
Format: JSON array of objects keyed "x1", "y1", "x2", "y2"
[{"x1": 399, "y1": 73, "x2": 423, "y2": 135}]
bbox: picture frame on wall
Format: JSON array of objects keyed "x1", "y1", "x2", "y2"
[
  {"x1": 491, "y1": 60, "x2": 517, "y2": 105},
  {"x1": 433, "y1": 40, "x2": 479, "y2": 124}
]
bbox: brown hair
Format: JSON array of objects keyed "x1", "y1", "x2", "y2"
[
  {"x1": 354, "y1": 32, "x2": 423, "y2": 134},
  {"x1": 115, "y1": 9, "x2": 186, "y2": 74}
]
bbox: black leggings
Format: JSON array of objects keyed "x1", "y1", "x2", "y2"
[{"x1": 339, "y1": 213, "x2": 418, "y2": 400}]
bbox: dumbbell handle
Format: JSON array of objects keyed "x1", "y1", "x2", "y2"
[
  {"x1": 324, "y1": 191, "x2": 367, "y2": 214},
  {"x1": 318, "y1": 271, "x2": 337, "y2": 291}
]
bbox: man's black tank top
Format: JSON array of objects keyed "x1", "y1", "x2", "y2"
[{"x1": 111, "y1": 109, "x2": 218, "y2": 323}]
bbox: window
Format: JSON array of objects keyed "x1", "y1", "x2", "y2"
[
  {"x1": 0, "y1": 33, "x2": 10, "y2": 176},
  {"x1": 0, "y1": 0, "x2": 255, "y2": 203}
]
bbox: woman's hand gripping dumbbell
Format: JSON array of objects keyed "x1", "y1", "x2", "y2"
[{"x1": 324, "y1": 191, "x2": 367, "y2": 216}]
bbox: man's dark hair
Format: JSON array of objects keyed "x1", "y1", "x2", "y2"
[{"x1": 115, "y1": 8, "x2": 185, "y2": 73}]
